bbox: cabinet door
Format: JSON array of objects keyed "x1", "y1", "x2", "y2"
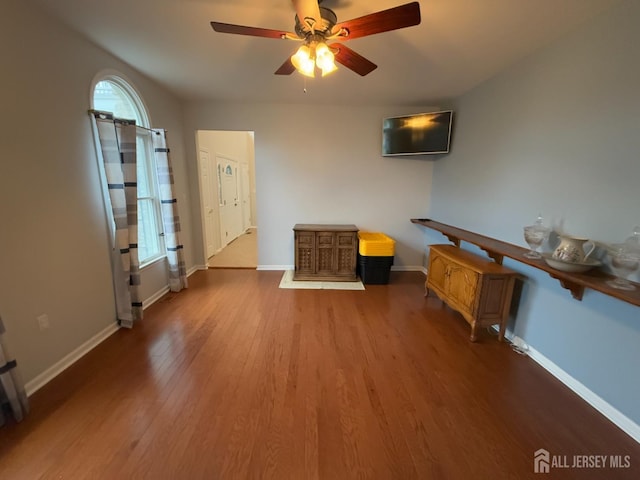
[
  {"x1": 478, "y1": 276, "x2": 509, "y2": 319},
  {"x1": 428, "y1": 253, "x2": 448, "y2": 292},
  {"x1": 316, "y1": 232, "x2": 335, "y2": 275},
  {"x1": 296, "y1": 231, "x2": 315, "y2": 275},
  {"x1": 447, "y1": 265, "x2": 479, "y2": 315},
  {"x1": 335, "y1": 232, "x2": 356, "y2": 275}
]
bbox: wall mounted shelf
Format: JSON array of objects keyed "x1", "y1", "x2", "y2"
[{"x1": 411, "y1": 218, "x2": 640, "y2": 307}]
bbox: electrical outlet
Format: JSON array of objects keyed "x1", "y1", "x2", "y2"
[{"x1": 37, "y1": 314, "x2": 50, "y2": 331}]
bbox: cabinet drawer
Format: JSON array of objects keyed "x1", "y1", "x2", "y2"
[
  {"x1": 297, "y1": 232, "x2": 314, "y2": 246},
  {"x1": 337, "y1": 233, "x2": 355, "y2": 246},
  {"x1": 317, "y1": 232, "x2": 335, "y2": 246}
]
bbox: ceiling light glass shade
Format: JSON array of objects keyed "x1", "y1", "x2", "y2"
[
  {"x1": 315, "y1": 42, "x2": 330, "y2": 58},
  {"x1": 291, "y1": 45, "x2": 315, "y2": 78},
  {"x1": 320, "y1": 60, "x2": 337, "y2": 76},
  {"x1": 315, "y1": 43, "x2": 337, "y2": 76}
]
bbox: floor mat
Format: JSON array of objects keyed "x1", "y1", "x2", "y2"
[{"x1": 278, "y1": 270, "x2": 365, "y2": 290}]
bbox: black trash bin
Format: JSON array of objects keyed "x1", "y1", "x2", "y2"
[{"x1": 357, "y1": 254, "x2": 394, "y2": 285}]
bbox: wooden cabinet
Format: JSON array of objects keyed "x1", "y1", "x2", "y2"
[
  {"x1": 294, "y1": 224, "x2": 358, "y2": 281},
  {"x1": 426, "y1": 244, "x2": 520, "y2": 342}
]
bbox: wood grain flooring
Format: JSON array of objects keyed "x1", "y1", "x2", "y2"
[
  {"x1": 0, "y1": 270, "x2": 638, "y2": 479},
  {"x1": 208, "y1": 228, "x2": 257, "y2": 269}
]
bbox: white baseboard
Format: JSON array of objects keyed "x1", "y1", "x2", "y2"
[
  {"x1": 526, "y1": 341, "x2": 640, "y2": 444},
  {"x1": 257, "y1": 265, "x2": 294, "y2": 271},
  {"x1": 25, "y1": 322, "x2": 120, "y2": 397},
  {"x1": 143, "y1": 286, "x2": 170, "y2": 309},
  {"x1": 391, "y1": 265, "x2": 428, "y2": 274},
  {"x1": 497, "y1": 327, "x2": 640, "y2": 444},
  {"x1": 144, "y1": 266, "x2": 203, "y2": 309},
  {"x1": 188, "y1": 265, "x2": 208, "y2": 275},
  {"x1": 24, "y1": 268, "x2": 203, "y2": 398}
]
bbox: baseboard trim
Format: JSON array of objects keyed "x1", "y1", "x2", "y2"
[
  {"x1": 143, "y1": 286, "x2": 170, "y2": 309},
  {"x1": 391, "y1": 265, "x2": 427, "y2": 274},
  {"x1": 257, "y1": 265, "x2": 294, "y2": 271},
  {"x1": 25, "y1": 322, "x2": 121, "y2": 397},
  {"x1": 526, "y1": 341, "x2": 640, "y2": 444},
  {"x1": 498, "y1": 327, "x2": 640, "y2": 444},
  {"x1": 144, "y1": 266, "x2": 203, "y2": 309},
  {"x1": 25, "y1": 269, "x2": 202, "y2": 398},
  {"x1": 188, "y1": 265, "x2": 208, "y2": 275}
]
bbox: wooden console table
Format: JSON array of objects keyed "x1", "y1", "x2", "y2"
[
  {"x1": 426, "y1": 245, "x2": 519, "y2": 342},
  {"x1": 411, "y1": 218, "x2": 640, "y2": 307},
  {"x1": 293, "y1": 224, "x2": 358, "y2": 281}
]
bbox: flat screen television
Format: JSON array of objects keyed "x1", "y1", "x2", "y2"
[{"x1": 382, "y1": 110, "x2": 453, "y2": 156}]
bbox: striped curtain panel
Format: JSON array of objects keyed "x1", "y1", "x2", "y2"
[
  {"x1": 92, "y1": 112, "x2": 142, "y2": 327},
  {"x1": 152, "y1": 130, "x2": 188, "y2": 292},
  {"x1": 0, "y1": 316, "x2": 29, "y2": 426}
]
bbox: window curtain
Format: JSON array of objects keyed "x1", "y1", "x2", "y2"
[
  {"x1": 92, "y1": 112, "x2": 142, "y2": 328},
  {"x1": 152, "y1": 129, "x2": 188, "y2": 292},
  {"x1": 0, "y1": 316, "x2": 29, "y2": 426}
]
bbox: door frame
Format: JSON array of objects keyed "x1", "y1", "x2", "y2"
[
  {"x1": 195, "y1": 130, "x2": 257, "y2": 268},
  {"x1": 197, "y1": 148, "x2": 221, "y2": 260},
  {"x1": 240, "y1": 162, "x2": 251, "y2": 232},
  {"x1": 198, "y1": 149, "x2": 217, "y2": 259}
]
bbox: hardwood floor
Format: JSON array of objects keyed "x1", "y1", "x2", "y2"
[
  {"x1": 208, "y1": 228, "x2": 258, "y2": 269},
  {"x1": 1, "y1": 270, "x2": 638, "y2": 479}
]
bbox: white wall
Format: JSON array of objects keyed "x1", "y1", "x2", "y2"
[
  {"x1": 184, "y1": 104, "x2": 439, "y2": 270},
  {"x1": 427, "y1": 0, "x2": 640, "y2": 427},
  {"x1": 0, "y1": 0, "x2": 193, "y2": 383}
]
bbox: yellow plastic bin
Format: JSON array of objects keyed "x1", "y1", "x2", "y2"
[{"x1": 358, "y1": 232, "x2": 395, "y2": 256}]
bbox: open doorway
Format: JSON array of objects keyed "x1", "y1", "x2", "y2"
[{"x1": 196, "y1": 130, "x2": 257, "y2": 268}]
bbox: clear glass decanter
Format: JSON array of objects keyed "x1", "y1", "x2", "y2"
[
  {"x1": 606, "y1": 226, "x2": 640, "y2": 291},
  {"x1": 523, "y1": 215, "x2": 551, "y2": 259}
]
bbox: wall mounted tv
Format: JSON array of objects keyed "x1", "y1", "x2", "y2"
[{"x1": 382, "y1": 110, "x2": 454, "y2": 156}]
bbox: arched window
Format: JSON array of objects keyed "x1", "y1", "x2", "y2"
[{"x1": 92, "y1": 76, "x2": 164, "y2": 266}]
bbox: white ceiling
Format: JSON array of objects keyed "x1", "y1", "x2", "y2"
[{"x1": 30, "y1": 0, "x2": 621, "y2": 105}]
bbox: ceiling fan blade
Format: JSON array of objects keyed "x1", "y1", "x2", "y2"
[
  {"x1": 333, "y1": 2, "x2": 421, "y2": 40},
  {"x1": 329, "y1": 44, "x2": 377, "y2": 76},
  {"x1": 291, "y1": 0, "x2": 323, "y2": 32},
  {"x1": 275, "y1": 57, "x2": 296, "y2": 75},
  {"x1": 211, "y1": 21, "x2": 290, "y2": 39}
]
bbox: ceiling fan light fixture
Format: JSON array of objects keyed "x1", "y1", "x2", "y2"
[
  {"x1": 291, "y1": 44, "x2": 315, "y2": 77},
  {"x1": 315, "y1": 43, "x2": 337, "y2": 76},
  {"x1": 320, "y1": 62, "x2": 338, "y2": 77},
  {"x1": 212, "y1": 2, "x2": 421, "y2": 78},
  {"x1": 290, "y1": 40, "x2": 337, "y2": 78}
]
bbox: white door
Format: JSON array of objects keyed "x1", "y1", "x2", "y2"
[
  {"x1": 199, "y1": 150, "x2": 217, "y2": 258},
  {"x1": 217, "y1": 156, "x2": 242, "y2": 247},
  {"x1": 240, "y1": 163, "x2": 251, "y2": 231}
]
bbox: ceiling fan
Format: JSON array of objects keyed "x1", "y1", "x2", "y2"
[{"x1": 210, "y1": 0, "x2": 421, "y2": 78}]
